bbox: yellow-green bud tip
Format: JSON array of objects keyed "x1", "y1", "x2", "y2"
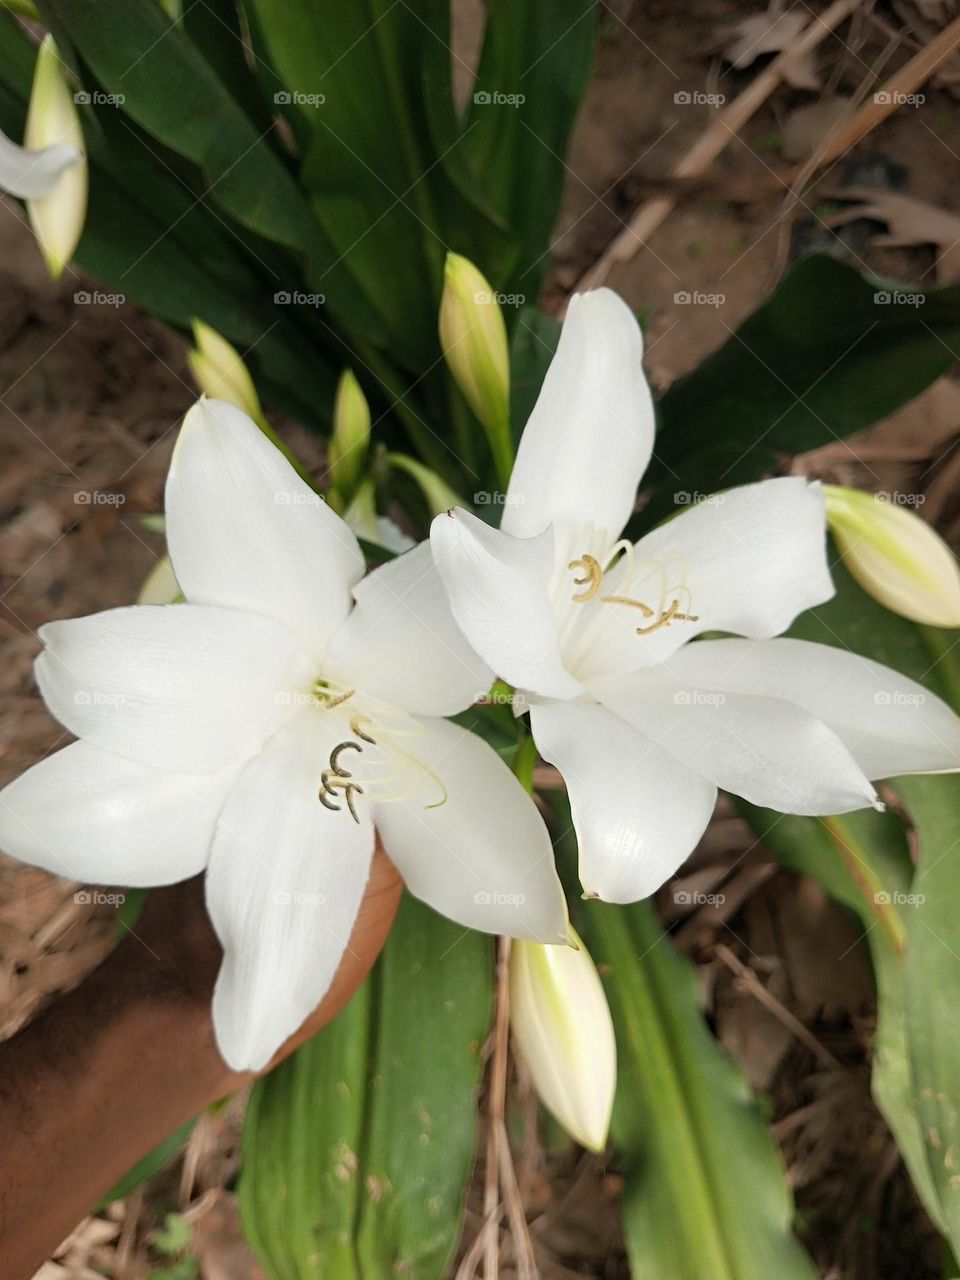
[
  {"x1": 188, "y1": 321, "x2": 264, "y2": 427},
  {"x1": 824, "y1": 483, "x2": 960, "y2": 627},
  {"x1": 25, "y1": 36, "x2": 87, "y2": 279}
]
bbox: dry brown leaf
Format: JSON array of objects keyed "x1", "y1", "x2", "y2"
[
  {"x1": 722, "y1": 5, "x2": 821, "y2": 90},
  {"x1": 892, "y1": 0, "x2": 960, "y2": 96},
  {"x1": 781, "y1": 96, "x2": 853, "y2": 159},
  {"x1": 825, "y1": 185, "x2": 960, "y2": 280},
  {"x1": 184, "y1": 1190, "x2": 266, "y2": 1280}
]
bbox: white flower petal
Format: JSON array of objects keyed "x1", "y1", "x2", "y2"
[
  {"x1": 529, "y1": 700, "x2": 717, "y2": 903},
  {"x1": 430, "y1": 508, "x2": 582, "y2": 700},
  {"x1": 594, "y1": 669, "x2": 880, "y2": 815},
  {"x1": 663, "y1": 637, "x2": 960, "y2": 779},
  {"x1": 568, "y1": 478, "x2": 834, "y2": 680},
  {"x1": 0, "y1": 741, "x2": 238, "y2": 885},
  {"x1": 326, "y1": 541, "x2": 492, "y2": 716},
  {"x1": 36, "y1": 603, "x2": 308, "y2": 774},
  {"x1": 166, "y1": 399, "x2": 364, "y2": 658},
  {"x1": 0, "y1": 128, "x2": 80, "y2": 199},
  {"x1": 502, "y1": 289, "x2": 654, "y2": 567},
  {"x1": 207, "y1": 710, "x2": 375, "y2": 1072},
  {"x1": 374, "y1": 716, "x2": 568, "y2": 942}
]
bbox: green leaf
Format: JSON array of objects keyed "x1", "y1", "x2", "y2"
[
  {"x1": 240, "y1": 896, "x2": 492, "y2": 1279},
  {"x1": 508, "y1": 304, "x2": 559, "y2": 449},
  {"x1": 463, "y1": 0, "x2": 595, "y2": 300},
  {"x1": 649, "y1": 257, "x2": 960, "y2": 518},
  {"x1": 97, "y1": 1120, "x2": 195, "y2": 1206},
  {"x1": 37, "y1": 0, "x2": 383, "y2": 340},
  {"x1": 246, "y1": 0, "x2": 451, "y2": 368},
  {"x1": 577, "y1": 888, "x2": 816, "y2": 1279},
  {"x1": 152, "y1": 1212, "x2": 193, "y2": 1256},
  {"x1": 735, "y1": 802, "x2": 944, "y2": 1228},
  {"x1": 783, "y1": 557, "x2": 960, "y2": 1244},
  {"x1": 900, "y1": 770, "x2": 960, "y2": 1245},
  {"x1": 181, "y1": 0, "x2": 275, "y2": 135}
]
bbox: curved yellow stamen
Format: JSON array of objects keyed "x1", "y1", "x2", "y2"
[
  {"x1": 568, "y1": 554, "x2": 603, "y2": 603},
  {"x1": 600, "y1": 593, "x2": 655, "y2": 618}
]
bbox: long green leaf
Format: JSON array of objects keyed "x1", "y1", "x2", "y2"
[
  {"x1": 240, "y1": 896, "x2": 492, "y2": 1279},
  {"x1": 785, "y1": 558, "x2": 960, "y2": 1246},
  {"x1": 461, "y1": 0, "x2": 595, "y2": 300},
  {"x1": 247, "y1": 0, "x2": 452, "y2": 369},
  {"x1": 37, "y1": 0, "x2": 383, "y2": 339},
  {"x1": 736, "y1": 802, "x2": 944, "y2": 1227},
  {"x1": 648, "y1": 257, "x2": 960, "y2": 520},
  {"x1": 577, "y1": 890, "x2": 816, "y2": 1279}
]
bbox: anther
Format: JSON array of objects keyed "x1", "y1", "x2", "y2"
[
  {"x1": 319, "y1": 740, "x2": 366, "y2": 823},
  {"x1": 634, "y1": 599, "x2": 700, "y2": 636},
  {"x1": 568, "y1": 555, "x2": 603, "y2": 603}
]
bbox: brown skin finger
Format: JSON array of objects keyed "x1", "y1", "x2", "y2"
[{"x1": 0, "y1": 842, "x2": 403, "y2": 1280}]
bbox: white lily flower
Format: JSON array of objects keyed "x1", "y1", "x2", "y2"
[
  {"x1": 343, "y1": 479, "x2": 415, "y2": 555},
  {"x1": 0, "y1": 398, "x2": 568, "y2": 1071},
  {"x1": 431, "y1": 290, "x2": 960, "y2": 903},
  {"x1": 509, "y1": 927, "x2": 616, "y2": 1152},
  {"x1": 0, "y1": 126, "x2": 80, "y2": 199}
]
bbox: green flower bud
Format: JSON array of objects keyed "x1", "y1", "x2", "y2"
[
  {"x1": 329, "y1": 369, "x2": 371, "y2": 499},
  {"x1": 825, "y1": 484, "x2": 960, "y2": 627},
  {"x1": 24, "y1": 36, "x2": 86, "y2": 279}
]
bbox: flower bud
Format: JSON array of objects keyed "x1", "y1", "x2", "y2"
[
  {"x1": 329, "y1": 369, "x2": 371, "y2": 499},
  {"x1": 137, "y1": 555, "x2": 181, "y2": 605},
  {"x1": 439, "y1": 253, "x2": 511, "y2": 479},
  {"x1": 24, "y1": 36, "x2": 87, "y2": 278},
  {"x1": 344, "y1": 480, "x2": 414, "y2": 555},
  {"x1": 188, "y1": 321, "x2": 264, "y2": 427},
  {"x1": 387, "y1": 452, "x2": 467, "y2": 517},
  {"x1": 509, "y1": 928, "x2": 616, "y2": 1152},
  {"x1": 825, "y1": 485, "x2": 960, "y2": 627}
]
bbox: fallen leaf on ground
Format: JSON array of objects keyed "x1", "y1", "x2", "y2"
[
  {"x1": 825, "y1": 186, "x2": 960, "y2": 281},
  {"x1": 722, "y1": 4, "x2": 821, "y2": 90},
  {"x1": 781, "y1": 96, "x2": 853, "y2": 160}
]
